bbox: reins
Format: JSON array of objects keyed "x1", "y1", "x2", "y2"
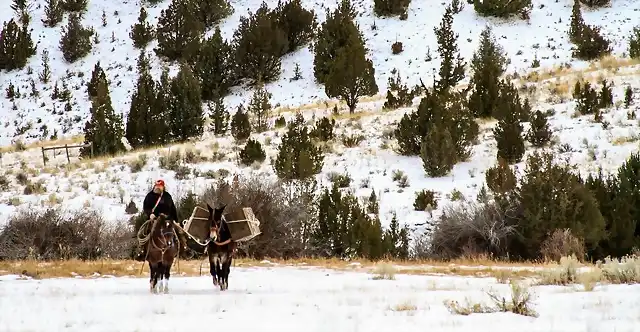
[{"x1": 138, "y1": 216, "x2": 181, "y2": 275}]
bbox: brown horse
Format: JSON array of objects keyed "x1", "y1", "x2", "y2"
[
  {"x1": 146, "y1": 213, "x2": 179, "y2": 294},
  {"x1": 206, "y1": 204, "x2": 236, "y2": 291}
]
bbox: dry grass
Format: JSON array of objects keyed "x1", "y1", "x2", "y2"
[
  {"x1": 444, "y1": 280, "x2": 538, "y2": 317},
  {"x1": 0, "y1": 135, "x2": 84, "y2": 154},
  {"x1": 390, "y1": 300, "x2": 417, "y2": 312},
  {"x1": 0, "y1": 256, "x2": 549, "y2": 279}
]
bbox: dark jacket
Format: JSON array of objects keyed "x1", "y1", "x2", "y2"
[{"x1": 143, "y1": 190, "x2": 179, "y2": 222}]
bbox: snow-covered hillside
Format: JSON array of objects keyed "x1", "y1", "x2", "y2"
[{"x1": 1, "y1": 0, "x2": 640, "y2": 231}]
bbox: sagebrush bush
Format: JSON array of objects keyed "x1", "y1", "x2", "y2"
[
  {"x1": 537, "y1": 254, "x2": 580, "y2": 285},
  {"x1": 0, "y1": 209, "x2": 135, "y2": 260}
]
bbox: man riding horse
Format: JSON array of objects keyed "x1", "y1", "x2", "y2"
[{"x1": 135, "y1": 179, "x2": 186, "y2": 261}]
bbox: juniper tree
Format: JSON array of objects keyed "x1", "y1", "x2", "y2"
[
  {"x1": 42, "y1": 0, "x2": 63, "y2": 27},
  {"x1": 230, "y1": 105, "x2": 251, "y2": 140},
  {"x1": 153, "y1": 68, "x2": 172, "y2": 139},
  {"x1": 155, "y1": 0, "x2": 204, "y2": 62},
  {"x1": 468, "y1": 26, "x2": 507, "y2": 118},
  {"x1": 493, "y1": 100, "x2": 524, "y2": 164},
  {"x1": 472, "y1": 0, "x2": 532, "y2": 19},
  {"x1": 373, "y1": 0, "x2": 411, "y2": 17},
  {"x1": 194, "y1": 0, "x2": 233, "y2": 29},
  {"x1": 81, "y1": 79, "x2": 125, "y2": 157},
  {"x1": 61, "y1": 0, "x2": 88, "y2": 13},
  {"x1": 209, "y1": 97, "x2": 229, "y2": 135},
  {"x1": 126, "y1": 51, "x2": 165, "y2": 148},
  {"x1": 272, "y1": 0, "x2": 318, "y2": 53},
  {"x1": 0, "y1": 19, "x2": 36, "y2": 71},
  {"x1": 313, "y1": 0, "x2": 361, "y2": 84},
  {"x1": 59, "y1": 13, "x2": 93, "y2": 63},
  {"x1": 484, "y1": 157, "x2": 517, "y2": 199},
  {"x1": 515, "y1": 151, "x2": 605, "y2": 259},
  {"x1": 247, "y1": 84, "x2": 272, "y2": 132},
  {"x1": 420, "y1": 121, "x2": 457, "y2": 177},
  {"x1": 130, "y1": 7, "x2": 154, "y2": 49},
  {"x1": 193, "y1": 27, "x2": 235, "y2": 100},
  {"x1": 239, "y1": 138, "x2": 266, "y2": 165},
  {"x1": 629, "y1": 27, "x2": 640, "y2": 59},
  {"x1": 273, "y1": 113, "x2": 324, "y2": 181},
  {"x1": 168, "y1": 63, "x2": 205, "y2": 142},
  {"x1": 232, "y1": 2, "x2": 288, "y2": 85},
  {"x1": 526, "y1": 110, "x2": 551, "y2": 148},
  {"x1": 11, "y1": 0, "x2": 32, "y2": 26},
  {"x1": 324, "y1": 35, "x2": 378, "y2": 113},
  {"x1": 625, "y1": 86, "x2": 633, "y2": 107},
  {"x1": 87, "y1": 62, "x2": 107, "y2": 99},
  {"x1": 434, "y1": 4, "x2": 465, "y2": 93},
  {"x1": 38, "y1": 50, "x2": 51, "y2": 84}
]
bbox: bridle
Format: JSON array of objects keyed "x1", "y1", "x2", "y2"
[
  {"x1": 149, "y1": 215, "x2": 177, "y2": 256},
  {"x1": 209, "y1": 213, "x2": 232, "y2": 246}
]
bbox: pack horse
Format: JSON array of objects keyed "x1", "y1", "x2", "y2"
[{"x1": 182, "y1": 203, "x2": 262, "y2": 291}]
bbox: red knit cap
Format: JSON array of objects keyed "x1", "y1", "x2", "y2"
[{"x1": 155, "y1": 179, "x2": 165, "y2": 188}]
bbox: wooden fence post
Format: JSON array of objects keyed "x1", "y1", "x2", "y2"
[
  {"x1": 65, "y1": 144, "x2": 70, "y2": 164},
  {"x1": 41, "y1": 147, "x2": 46, "y2": 166}
]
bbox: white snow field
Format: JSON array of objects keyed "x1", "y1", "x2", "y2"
[
  {"x1": 1, "y1": 266, "x2": 639, "y2": 332},
  {"x1": 2, "y1": 0, "x2": 640, "y2": 230}
]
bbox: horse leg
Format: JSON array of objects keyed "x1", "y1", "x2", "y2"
[
  {"x1": 208, "y1": 249, "x2": 219, "y2": 287},
  {"x1": 149, "y1": 262, "x2": 158, "y2": 293},
  {"x1": 163, "y1": 261, "x2": 171, "y2": 294},
  {"x1": 221, "y1": 252, "x2": 232, "y2": 291}
]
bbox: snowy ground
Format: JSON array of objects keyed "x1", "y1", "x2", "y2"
[{"x1": 1, "y1": 266, "x2": 638, "y2": 332}]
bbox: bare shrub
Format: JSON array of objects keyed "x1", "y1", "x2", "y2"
[
  {"x1": 200, "y1": 175, "x2": 312, "y2": 259},
  {"x1": 0, "y1": 209, "x2": 135, "y2": 260},
  {"x1": 444, "y1": 298, "x2": 495, "y2": 315},
  {"x1": 540, "y1": 228, "x2": 585, "y2": 262},
  {"x1": 426, "y1": 201, "x2": 516, "y2": 259}
]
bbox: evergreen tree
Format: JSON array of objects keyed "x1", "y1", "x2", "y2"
[
  {"x1": 154, "y1": 0, "x2": 204, "y2": 62},
  {"x1": 313, "y1": 0, "x2": 361, "y2": 84},
  {"x1": 209, "y1": 97, "x2": 229, "y2": 135},
  {"x1": 59, "y1": 13, "x2": 93, "y2": 63},
  {"x1": 193, "y1": 27, "x2": 235, "y2": 100},
  {"x1": 515, "y1": 151, "x2": 606, "y2": 259},
  {"x1": 81, "y1": 79, "x2": 125, "y2": 157},
  {"x1": 324, "y1": 35, "x2": 378, "y2": 113},
  {"x1": 420, "y1": 122, "x2": 456, "y2": 177},
  {"x1": 87, "y1": 62, "x2": 107, "y2": 99},
  {"x1": 484, "y1": 157, "x2": 517, "y2": 199},
  {"x1": 569, "y1": 0, "x2": 584, "y2": 43},
  {"x1": 61, "y1": 0, "x2": 88, "y2": 13},
  {"x1": 168, "y1": 63, "x2": 204, "y2": 142},
  {"x1": 232, "y1": 2, "x2": 288, "y2": 85},
  {"x1": 434, "y1": 4, "x2": 465, "y2": 92},
  {"x1": 374, "y1": 0, "x2": 411, "y2": 17},
  {"x1": 468, "y1": 26, "x2": 507, "y2": 118},
  {"x1": 526, "y1": 110, "x2": 552, "y2": 148},
  {"x1": 366, "y1": 189, "x2": 379, "y2": 214},
  {"x1": 472, "y1": 0, "x2": 532, "y2": 18},
  {"x1": 273, "y1": 113, "x2": 324, "y2": 181},
  {"x1": 239, "y1": 138, "x2": 266, "y2": 165},
  {"x1": 493, "y1": 101, "x2": 524, "y2": 164},
  {"x1": 42, "y1": 0, "x2": 64, "y2": 28},
  {"x1": 272, "y1": 0, "x2": 318, "y2": 53},
  {"x1": 0, "y1": 19, "x2": 36, "y2": 71},
  {"x1": 194, "y1": 0, "x2": 233, "y2": 29},
  {"x1": 230, "y1": 105, "x2": 251, "y2": 140},
  {"x1": 126, "y1": 51, "x2": 165, "y2": 148},
  {"x1": 130, "y1": 7, "x2": 155, "y2": 49},
  {"x1": 247, "y1": 84, "x2": 272, "y2": 132},
  {"x1": 153, "y1": 68, "x2": 172, "y2": 140}
]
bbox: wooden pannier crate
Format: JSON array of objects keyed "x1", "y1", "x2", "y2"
[
  {"x1": 223, "y1": 207, "x2": 261, "y2": 242},
  {"x1": 182, "y1": 204, "x2": 211, "y2": 245}
]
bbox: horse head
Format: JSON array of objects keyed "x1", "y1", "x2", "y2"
[
  {"x1": 207, "y1": 203, "x2": 226, "y2": 241},
  {"x1": 152, "y1": 213, "x2": 176, "y2": 247}
]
